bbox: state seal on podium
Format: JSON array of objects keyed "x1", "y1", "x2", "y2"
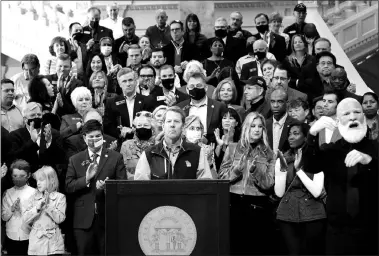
[{"x1": 138, "y1": 206, "x2": 197, "y2": 255}]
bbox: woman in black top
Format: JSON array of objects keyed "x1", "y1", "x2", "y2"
[{"x1": 183, "y1": 13, "x2": 208, "y2": 61}]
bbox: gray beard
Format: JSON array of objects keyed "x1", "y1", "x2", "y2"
[{"x1": 338, "y1": 119, "x2": 367, "y2": 144}]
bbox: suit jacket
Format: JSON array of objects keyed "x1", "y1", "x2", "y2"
[
  {"x1": 8, "y1": 127, "x2": 65, "y2": 173},
  {"x1": 60, "y1": 112, "x2": 83, "y2": 139},
  {"x1": 114, "y1": 35, "x2": 140, "y2": 67},
  {"x1": 44, "y1": 74, "x2": 85, "y2": 118},
  {"x1": 283, "y1": 22, "x2": 320, "y2": 55},
  {"x1": 176, "y1": 97, "x2": 228, "y2": 143},
  {"x1": 103, "y1": 94, "x2": 156, "y2": 138},
  {"x1": 65, "y1": 133, "x2": 117, "y2": 160},
  {"x1": 162, "y1": 40, "x2": 200, "y2": 67},
  {"x1": 265, "y1": 115, "x2": 297, "y2": 152},
  {"x1": 206, "y1": 36, "x2": 247, "y2": 65},
  {"x1": 150, "y1": 86, "x2": 190, "y2": 107},
  {"x1": 65, "y1": 148, "x2": 126, "y2": 229},
  {"x1": 240, "y1": 60, "x2": 259, "y2": 81},
  {"x1": 82, "y1": 25, "x2": 114, "y2": 54},
  {"x1": 253, "y1": 32, "x2": 287, "y2": 62}
]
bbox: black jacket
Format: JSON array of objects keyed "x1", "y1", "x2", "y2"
[
  {"x1": 206, "y1": 36, "x2": 247, "y2": 65},
  {"x1": 252, "y1": 32, "x2": 287, "y2": 62},
  {"x1": 162, "y1": 40, "x2": 200, "y2": 66},
  {"x1": 114, "y1": 35, "x2": 140, "y2": 67},
  {"x1": 150, "y1": 86, "x2": 190, "y2": 107}
]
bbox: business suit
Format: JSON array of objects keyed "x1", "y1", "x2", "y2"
[
  {"x1": 162, "y1": 40, "x2": 200, "y2": 67},
  {"x1": 176, "y1": 97, "x2": 228, "y2": 143},
  {"x1": 82, "y1": 25, "x2": 114, "y2": 54},
  {"x1": 60, "y1": 112, "x2": 83, "y2": 139},
  {"x1": 150, "y1": 86, "x2": 190, "y2": 107},
  {"x1": 66, "y1": 147, "x2": 126, "y2": 255},
  {"x1": 253, "y1": 32, "x2": 287, "y2": 62},
  {"x1": 206, "y1": 36, "x2": 247, "y2": 65},
  {"x1": 265, "y1": 115, "x2": 297, "y2": 153},
  {"x1": 44, "y1": 74, "x2": 85, "y2": 118},
  {"x1": 65, "y1": 133, "x2": 117, "y2": 160},
  {"x1": 114, "y1": 35, "x2": 140, "y2": 67},
  {"x1": 103, "y1": 94, "x2": 156, "y2": 139}
]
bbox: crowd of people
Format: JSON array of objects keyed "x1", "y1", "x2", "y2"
[{"x1": 1, "y1": 2, "x2": 378, "y2": 256}]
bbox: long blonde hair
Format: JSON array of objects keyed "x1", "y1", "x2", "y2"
[
  {"x1": 240, "y1": 112, "x2": 270, "y2": 150},
  {"x1": 33, "y1": 166, "x2": 59, "y2": 193}
]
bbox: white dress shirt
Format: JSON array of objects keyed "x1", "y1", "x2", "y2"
[
  {"x1": 11, "y1": 72, "x2": 30, "y2": 111},
  {"x1": 272, "y1": 113, "x2": 288, "y2": 153},
  {"x1": 100, "y1": 17, "x2": 123, "y2": 39},
  {"x1": 125, "y1": 93, "x2": 137, "y2": 127},
  {"x1": 1, "y1": 185, "x2": 37, "y2": 240},
  {"x1": 189, "y1": 97, "x2": 208, "y2": 133}
]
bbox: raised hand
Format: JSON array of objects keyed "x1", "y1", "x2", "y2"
[
  {"x1": 164, "y1": 92, "x2": 177, "y2": 107},
  {"x1": 309, "y1": 116, "x2": 337, "y2": 135},
  {"x1": 29, "y1": 121, "x2": 39, "y2": 142},
  {"x1": 214, "y1": 128, "x2": 224, "y2": 146},
  {"x1": 277, "y1": 150, "x2": 288, "y2": 170},
  {"x1": 294, "y1": 148, "x2": 303, "y2": 171},
  {"x1": 345, "y1": 149, "x2": 372, "y2": 167},
  {"x1": 43, "y1": 124, "x2": 52, "y2": 145}
]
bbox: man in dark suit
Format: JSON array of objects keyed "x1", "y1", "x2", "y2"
[
  {"x1": 265, "y1": 88, "x2": 296, "y2": 154},
  {"x1": 65, "y1": 109, "x2": 117, "y2": 160},
  {"x1": 253, "y1": 13, "x2": 287, "y2": 62},
  {"x1": 114, "y1": 17, "x2": 140, "y2": 67},
  {"x1": 66, "y1": 120, "x2": 126, "y2": 256},
  {"x1": 45, "y1": 54, "x2": 85, "y2": 118},
  {"x1": 82, "y1": 7, "x2": 114, "y2": 54},
  {"x1": 103, "y1": 68, "x2": 156, "y2": 140},
  {"x1": 162, "y1": 20, "x2": 199, "y2": 84},
  {"x1": 176, "y1": 71, "x2": 228, "y2": 143},
  {"x1": 206, "y1": 17, "x2": 247, "y2": 65},
  {"x1": 243, "y1": 76, "x2": 272, "y2": 119},
  {"x1": 146, "y1": 65, "x2": 189, "y2": 106},
  {"x1": 67, "y1": 22, "x2": 89, "y2": 79},
  {"x1": 8, "y1": 102, "x2": 65, "y2": 183}
]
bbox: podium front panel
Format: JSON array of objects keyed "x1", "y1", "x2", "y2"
[{"x1": 106, "y1": 180, "x2": 229, "y2": 256}]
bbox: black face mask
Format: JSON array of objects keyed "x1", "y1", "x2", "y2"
[
  {"x1": 136, "y1": 128, "x2": 152, "y2": 141},
  {"x1": 72, "y1": 32, "x2": 83, "y2": 41},
  {"x1": 255, "y1": 51, "x2": 266, "y2": 60},
  {"x1": 90, "y1": 20, "x2": 99, "y2": 29},
  {"x1": 27, "y1": 117, "x2": 43, "y2": 129},
  {"x1": 189, "y1": 88, "x2": 206, "y2": 101},
  {"x1": 215, "y1": 29, "x2": 227, "y2": 38},
  {"x1": 256, "y1": 24, "x2": 269, "y2": 34},
  {"x1": 161, "y1": 78, "x2": 175, "y2": 90},
  {"x1": 246, "y1": 44, "x2": 254, "y2": 54}
]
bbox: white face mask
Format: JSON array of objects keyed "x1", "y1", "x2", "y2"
[
  {"x1": 186, "y1": 130, "x2": 202, "y2": 144},
  {"x1": 101, "y1": 46, "x2": 112, "y2": 56}
]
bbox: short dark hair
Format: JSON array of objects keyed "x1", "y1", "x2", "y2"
[
  {"x1": 28, "y1": 75, "x2": 51, "y2": 105},
  {"x1": 260, "y1": 59, "x2": 279, "y2": 73},
  {"x1": 10, "y1": 159, "x2": 31, "y2": 175},
  {"x1": 287, "y1": 121, "x2": 310, "y2": 139},
  {"x1": 69, "y1": 22, "x2": 81, "y2": 34},
  {"x1": 312, "y1": 95, "x2": 323, "y2": 109},
  {"x1": 273, "y1": 64, "x2": 290, "y2": 79},
  {"x1": 86, "y1": 53, "x2": 107, "y2": 79},
  {"x1": 1, "y1": 78, "x2": 14, "y2": 86},
  {"x1": 151, "y1": 48, "x2": 166, "y2": 58},
  {"x1": 21, "y1": 54, "x2": 40, "y2": 69},
  {"x1": 184, "y1": 13, "x2": 201, "y2": 33},
  {"x1": 287, "y1": 98, "x2": 309, "y2": 111},
  {"x1": 254, "y1": 13, "x2": 269, "y2": 23},
  {"x1": 122, "y1": 17, "x2": 135, "y2": 26},
  {"x1": 88, "y1": 6, "x2": 101, "y2": 15},
  {"x1": 82, "y1": 120, "x2": 103, "y2": 135},
  {"x1": 323, "y1": 89, "x2": 342, "y2": 104},
  {"x1": 169, "y1": 20, "x2": 184, "y2": 30},
  {"x1": 160, "y1": 64, "x2": 174, "y2": 74},
  {"x1": 209, "y1": 37, "x2": 225, "y2": 50},
  {"x1": 361, "y1": 92, "x2": 379, "y2": 105},
  {"x1": 163, "y1": 106, "x2": 186, "y2": 124},
  {"x1": 137, "y1": 64, "x2": 156, "y2": 77},
  {"x1": 49, "y1": 36, "x2": 70, "y2": 57},
  {"x1": 316, "y1": 51, "x2": 336, "y2": 66}
]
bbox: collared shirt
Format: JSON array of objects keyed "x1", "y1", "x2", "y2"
[
  {"x1": 43, "y1": 57, "x2": 77, "y2": 77},
  {"x1": 260, "y1": 31, "x2": 271, "y2": 46},
  {"x1": 272, "y1": 113, "x2": 288, "y2": 153},
  {"x1": 100, "y1": 17, "x2": 123, "y2": 39},
  {"x1": 189, "y1": 97, "x2": 208, "y2": 133},
  {"x1": 1, "y1": 185, "x2": 37, "y2": 240},
  {"x1": 172, "y1": 39, "x2": 184, "y2": 66},
  {"x1": 235, "y1": 53, "x2": 276, "y2": 78},
  {"x1": 163, "y1": 139, "x2": 182, "y2": 167},
  {"x1": 125, "y1": 93, "x2": 137, "y2": 127},
  {"x1": 88, "y1": 147, "x2": 103, "y2": 165},
  {"x1": 11, "y1": 72, "x2": 30, "y2": 111},
  {"x1": 1, "y1": 104, "x2": 24, "y2": 132}
]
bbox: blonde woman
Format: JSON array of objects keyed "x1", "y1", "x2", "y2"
[
  {"x1": 219, "y1": 112, "x2": 275, "y2": 255},
  {"x1": 23, "y1": 166, "x2": 66, "y2": 255},
  {"x1": 89, "y1": 70, "x2": 117, "y2": 116}
]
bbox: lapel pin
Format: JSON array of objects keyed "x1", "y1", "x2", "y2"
[
  {"x1": 212, "y1": 105, "x2": 214, "y2": 108},
  {"x1": 139, "y1": 101, "x2": 141, "y2": 104},
  {"x1": 105, "y1": 154, "x2": 108, "y2": 158}
]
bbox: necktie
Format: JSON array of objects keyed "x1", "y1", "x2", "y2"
[{"x1": 92, "y1": 153, "x2": 99, "y2": 164}]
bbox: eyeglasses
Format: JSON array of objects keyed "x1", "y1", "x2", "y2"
[
  {"x1": 139, "y1": 75, "x2": 154, "y2": 79},
  {"x1": 187, "y1": 83, "x2": 205, "y2": 90},
  {"x1": 272, "y1": 76, "x2": 288, "y2": 81},
  {"x1": 136, "y1": 112, "x2": 152, "y2": 118},
  {"x1": 318, "y1": 61, "x2": 334, "y2": 66}
]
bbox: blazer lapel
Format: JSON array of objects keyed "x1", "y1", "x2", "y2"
[
  {"x1": 270, "y1": 33, "x2": 276, "y2": 48},
  {"x1": 266, "y1": 118, "x2": 273, "y2": 148},
  {"x1": 133, "y1": 94, "x2": 143, "y2": 118},
  {"x1": 94, "y1": 148, "x2": 109, "y2": 180},
  {"x1": 279, "y1": 117, "x2": 290, "y2": 150},
  {"x1": 206, "y1": 98, "x2": 214, "y2": 132},
  {"x1": 114, "y1": 96, "x2": 129, "y2": 126}
]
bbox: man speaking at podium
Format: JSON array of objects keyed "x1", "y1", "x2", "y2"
[{"x1": 134, "y1": 106, "x2": 215, "y2": 180}]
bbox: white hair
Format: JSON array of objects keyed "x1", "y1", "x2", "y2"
[
  {"x1": 253, "y1": 39, "x2": 268, "y2": 49},
  {"x1": 215, "y1": 17, "x2": 228, "y2": 25},
  {"x1": 183, "y1": 60, "x2": 207, "y2": 83},
  {"x1": 22, "y1": 102, "x2": 42, "y2": 117},
  {"x1": 70, "y1": 86, "x2": 92, "y2": 110},
  {"x1": 337, "y1": 98, "x2": 362, "y2": 117}
]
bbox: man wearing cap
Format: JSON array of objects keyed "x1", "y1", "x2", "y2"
[
  {"x1": 114, "y1": 17, "x2": 140, "y2": 67},
  {"x1": 283, "y1": 3, "x2": 320, "y2": 46},
  {"x1": 252, "y1": 13, "x2": 287, "y2": 62},
  {"x1": 145, "y1": 9, "x2": 171, "y2": 49},
  {"x1": 11, "y1": 54, "x2": 40, "y2": 111},
  {"x1": 100, "y1": 3, "x2": 123, "y2": 39},
  {"x1": 82, "y1": 7, "x2": 114, "y2": 54},
  {"x1": 243, "y1": 76, "x2": 271, "y2": 119}
]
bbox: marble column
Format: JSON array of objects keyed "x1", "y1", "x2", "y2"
[
  {"x1": 179, "y1": 1, "x2": 215, "y2": 38},
  {"x1": 344, "y1": 1, "x2": 356, "y2": 18}
]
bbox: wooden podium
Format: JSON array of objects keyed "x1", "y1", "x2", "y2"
[{"x1": 105, "y1": 180, "x2": 230, "y2": 256}]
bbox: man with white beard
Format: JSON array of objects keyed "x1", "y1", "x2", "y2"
[{"x1": 303, "y1": 98, "x2": 378, "y2": 255}]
